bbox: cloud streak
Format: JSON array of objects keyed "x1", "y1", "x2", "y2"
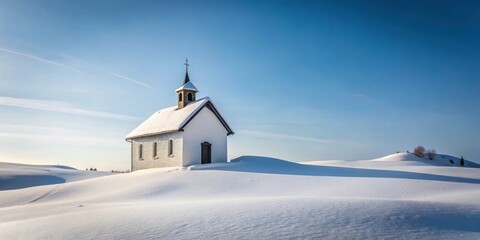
[
  {"x1": 0, "y1": 96, "x2": 139, "y2": 121},
  {"x1": 0, "y1": 132, "x2": 121, "y2": 147},
  {"x1": 0, "y1": 47, "x2": 82, "y2": 73},
  {"x1": 0, "y1": 47, "x2": 153, "y2": 89},
  {"x1": 58, "y1": 53, "x2": 154, "y2": 89},
  {"x1": 346, "y1": 92, "x2": 373, "y2": 101},
  {"x1": 238, "y1": 130, "x2": 349, "y2": 144},
  {"x1": 0, "y1": 123, "x2": 76, "y2": 134},
  {"x1": 101, "y1": 69, "x2": 154, "y2": 89}
]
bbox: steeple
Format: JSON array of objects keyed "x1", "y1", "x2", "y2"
[
  {"x1": 183, "y1": 58, "x2": 190, "y2": 84},
  {"x1": 183, "y1": 71, "x2": 190, "y2": 84},
  {"x1": 176, "y1": 58, "x2": 198, "y2": 109}
]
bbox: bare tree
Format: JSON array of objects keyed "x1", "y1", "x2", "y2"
[
  {"x1": 427, "y1": 149, "x2": 436, "y2": 160},
  {"x1": 414, "y1": 146, "x2": 426, "y2": 157}
]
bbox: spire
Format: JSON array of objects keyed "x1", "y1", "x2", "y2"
[
  {"x1": 177, "y1": 58, "x2": 198, "y2": 109},
  {"x1": 183, "y1": 72, "x2": 190, "y2": 84},
  {"x1": 183, "y1": 58, "x2": 190, "y2": 84}
]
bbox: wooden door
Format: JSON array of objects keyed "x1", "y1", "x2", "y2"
[{"x1": 201, "y1": 142, "x2": 212, "y2": 164}]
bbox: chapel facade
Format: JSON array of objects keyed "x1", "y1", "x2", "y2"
[{"x1": 125, "y1": 61, "x2": 234, "y2": 171}]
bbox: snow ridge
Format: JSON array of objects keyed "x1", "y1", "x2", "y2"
[{"x1": 0, "y1": 154, "x2": 479, "y2": 239}]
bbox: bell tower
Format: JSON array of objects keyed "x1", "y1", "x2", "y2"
[{"x1": 176, "y1": 58, "x2": 198, "y2": 109}]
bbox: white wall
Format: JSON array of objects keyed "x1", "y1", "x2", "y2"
[
  {"x1": 182, "y1": 107, "x2": 228, "y2": 167},
  {"x1": 131, "y1": 131, "x2": 183, "y2": 171}
]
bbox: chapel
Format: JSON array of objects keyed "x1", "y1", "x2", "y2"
[{"x1": 125, "y1": 60, "x2": 234, "y2": 171}]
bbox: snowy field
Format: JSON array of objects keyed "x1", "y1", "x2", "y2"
[{"x1": 0, "y1": 153, "x2": 479, "y2": 239}]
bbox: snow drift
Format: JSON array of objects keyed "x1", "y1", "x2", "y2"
[
  {"x1": 0, "y1": 162, "x2": 111, "y2": 191},
  {"x1": 373, "y1": 152, "x2": 480, "y2": 168},
  {"x1": 0, "y1": 154, "x2": 479, "y2": 239}
]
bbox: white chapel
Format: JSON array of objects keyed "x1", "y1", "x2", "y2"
[{"x1": 125, "y1": 61, "x2": 234, "y2": 171}]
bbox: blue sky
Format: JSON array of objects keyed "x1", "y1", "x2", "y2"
[{"x1": 1, "y1": 0, "x2": 479, "y2": 170}]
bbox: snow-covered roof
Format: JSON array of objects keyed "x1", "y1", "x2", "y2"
[
  {"x1": 126, "y1": 97, "x2": 233, "y2": 140},
  {"x1": 175, "y1": 81, "x2": 198, "y2": 92}
]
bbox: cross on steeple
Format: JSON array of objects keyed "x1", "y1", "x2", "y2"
[{"x1": 184, "y1": 58, "x2": 190, "y2": 73}]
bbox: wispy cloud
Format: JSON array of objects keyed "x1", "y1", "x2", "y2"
[
  {"x1": 238, "y1": 130, "x2": 348, "y2": 144},
  {"x1": 0, "y1": 47, "x2": 82, "y2": 73},
  {"x1": 100, "y1": 69, "x2": 154, "y2": 89},
  {"x1": 0, "y1": 47, "x2": 154, "y2": 89},
  {"x1": 58, "y1": 53, "x2": 154, "y2": 89},
  {"x1": 0, "y1": 123, "x2": 76, "y2": 134},
  {"x1": 346, "y1": 92, "x2": 373, "y2": 101},
  {"x1": 0, "y1": 96, "x2": 139, "y2": 121},
  {"x1": 0, "y1": 132, "x2": 120, "y2": 147}
]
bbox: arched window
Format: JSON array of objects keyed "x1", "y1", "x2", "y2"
[
  {"x1": 187, "y1": 92, "x2": 193, "y2": 101},
  {"x1": 168, "y1": 139, "x2": 173, "y2": 156},
  {"x1": 153, "y1": 142, "x2": 157, "y2": 158},
  {"x1": 178, "y1": 93, "x2": 183, "y2": 102},
  {"x1": 139, "y1": 144, "x2": 143, "y2": 159}
]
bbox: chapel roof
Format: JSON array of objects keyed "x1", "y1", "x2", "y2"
[{"x1": 125, "y1": 97, "x2": 234, "y2": 140}]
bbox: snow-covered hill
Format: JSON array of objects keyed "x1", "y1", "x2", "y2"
[
  {"x1": 0, "y1": 155, "x2": 479, "y2": 239},
  {"x1": 372, "y1": 152, "x2": 480, "y2": 168},
  {"x1": 0, "y1": 162, "x2": 112, "y2": 191}
]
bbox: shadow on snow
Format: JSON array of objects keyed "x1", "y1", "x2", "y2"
[
  {"x1": 0, "y1": 175, "x2": 65, "y2": 191},
  {"x1": 208, "y1": 156, "x2": 480, "y2": 185}
]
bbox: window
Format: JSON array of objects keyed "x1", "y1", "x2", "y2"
[
  {"x1": 168, "y1": 139, "x2": 173, "y2": 156},
  {"x1": 187, "y1": 92, "x2": 193, "y2": 101},
  {"x1": 139, "y1": 144, "x2": 143, "y2": 160},
  {"x1": 153, "y1": 142, "x2": 157, "y2": 158},
  {"x1": 178, "y1": 93, "x2": 183, "y2": 102}
]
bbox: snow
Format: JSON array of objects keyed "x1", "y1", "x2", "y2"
[
  {"x1": 372, "y1": 152, "x2": 480, "y2": 168},
  {"x1": 175, "y1": 81, "x2": 198, "y2": 92},
  {"x1": 125, "y1": 97, "x2": 210, "y2": 139},
  {"x1": 0, "y1": 162, "x2": 111, "y2": 191},
  {"x1": 0, "y1": 153, "x2": 479, "y2": 239}
]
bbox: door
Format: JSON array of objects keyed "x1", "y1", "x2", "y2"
[{"x1": 201, "y1": 142, "x2": 212, "y2": 164}]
